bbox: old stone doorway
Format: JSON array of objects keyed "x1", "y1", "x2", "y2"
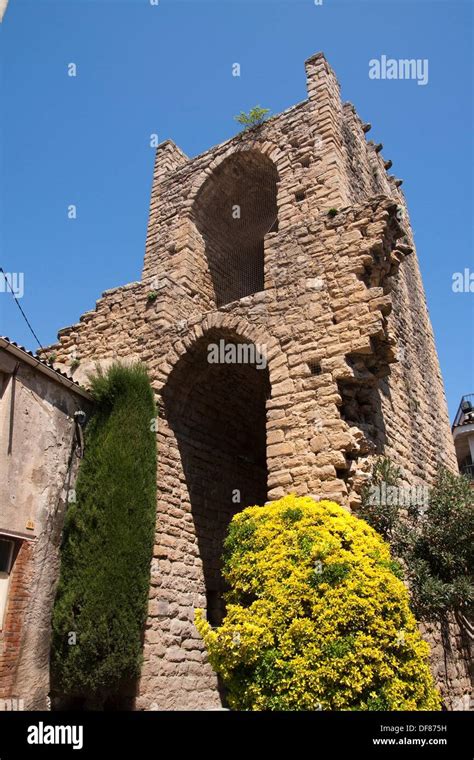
[{"x1": 163, "y1": 329, "x2": 269, "y2": 626}]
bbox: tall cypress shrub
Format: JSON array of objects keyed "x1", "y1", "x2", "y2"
[{"x1": 51, "y1": 363, "x2": 157, "y2": 706}]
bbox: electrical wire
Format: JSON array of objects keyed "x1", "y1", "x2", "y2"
[{"x1": 0, "y1": 266, "x2": 44, "y2": 351}]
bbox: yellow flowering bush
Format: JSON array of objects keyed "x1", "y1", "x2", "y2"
[{"x1": 195, "y1": 495, "x2": 441, "y2": 711}]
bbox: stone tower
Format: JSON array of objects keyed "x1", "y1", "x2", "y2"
[{"x1": 42, "y1": 53, "x2": 470, "y2": 709}]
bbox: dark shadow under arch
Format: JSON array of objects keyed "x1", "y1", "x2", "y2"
[{"x1": 163, "y1": 328, "x2": 270, "y2": 626}]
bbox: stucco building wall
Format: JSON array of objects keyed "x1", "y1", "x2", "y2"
[{"x1": 0, "y1": 345, "x2": 90, "y2": 709}]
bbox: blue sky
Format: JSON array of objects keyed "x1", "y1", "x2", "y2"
[{"x1": 0, "y1": 0, "x2": 472, "y2": 419}]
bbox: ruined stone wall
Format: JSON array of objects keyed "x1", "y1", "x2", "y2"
[
  {"x1": 340, "y1": 98, "x2": 457, "y2": 485},
  {"x1": 38, "y1": 52, "x2": 468, "y2": 710}
]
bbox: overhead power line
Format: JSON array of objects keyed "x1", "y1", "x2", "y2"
[{"x1": 0, "y1": 267, "x2": 44, "y2": 351}]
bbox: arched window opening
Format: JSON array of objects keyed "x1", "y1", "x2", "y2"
[{"x1": 193, "y1": 152, "x2": 278, "y2": 308}]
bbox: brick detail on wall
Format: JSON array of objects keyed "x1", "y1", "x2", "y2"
[{"x1": 0, "y1": 540, "x2": 33, "y2": 698}]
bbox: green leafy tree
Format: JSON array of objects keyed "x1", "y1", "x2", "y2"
[
  {"x1": 234, "y1": 105, "x2": 270, "y2": 131},
  {"x1": 360, "y1": 460, "x2": 474, "y2": 620},
  {"x1": 51, "y1": 363, "x2": 157, "y2": 707},
  {"x1": 406, "y1": 468, "x2": 474, "y2": 618},
  {"x1": 196, "y1": 495, "x2": 440, "y2": 710}
]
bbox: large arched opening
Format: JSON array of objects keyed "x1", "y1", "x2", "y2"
[
  {"x1": 162, "y1": 328, "x2": 269, "y2": 626},
  {"x1": 192, "y1": 151, "x2": 279, "y2": 307}
]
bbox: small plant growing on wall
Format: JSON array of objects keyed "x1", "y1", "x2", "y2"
[
  {"x1": 327, "y1": 208, "x2": 338, "y2": 218},
  {"x1": 147, "y1": 290, "x2": 158, "y2": 303},
  {"x1": 70, "y1": 358, "x2": 80, "y2": 372},
  {"x1": 47, "y1": 352, "x2": 57, "y2": 364},
  {"x1": 234, "y1": 105, "x2": 270, "y2": 131}
]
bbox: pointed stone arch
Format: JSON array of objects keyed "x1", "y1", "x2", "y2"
[
  {"x1": 186, "y1": 141, "x2": 285, "y2": 206},
  {"x1": 154, "y1": 313, "x2": 290, "y2": 394},
  {"x1": 141, "y1": 315, "x2": 291, "y2": 707},
  {"x1": 189, "y1": 146, "x2": 283, "y2": 307}
]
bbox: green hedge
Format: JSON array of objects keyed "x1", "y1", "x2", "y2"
[{"x1": 51, "y1": 363, "x2": 157, "y2": 706}]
